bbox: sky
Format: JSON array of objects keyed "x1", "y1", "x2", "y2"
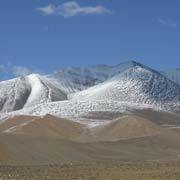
[{"x1": 0, "y1": 0, "x2": 180, "y2": 79}]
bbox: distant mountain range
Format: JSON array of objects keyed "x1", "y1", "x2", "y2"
[{"x1": 1, "y1": 61, "x2": 180, "y2": 126}]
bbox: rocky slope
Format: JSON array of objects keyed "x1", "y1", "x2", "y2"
[{"x1": 0, "y1": 74, "x2": 66, "y2": 113}]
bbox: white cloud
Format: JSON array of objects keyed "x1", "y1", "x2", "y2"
[
  {"x1": 12, "y1": 66, "x2": 32, "y2": 77},
  {"x1": 37, "y1": 1, "x2": 111, "y2": 17},
  {"x1": 158, "y1": 18, "x2": 179, "y2": 28},
  {"x1": 37, "y1": 4, "x2": 55, "y2": 16}
]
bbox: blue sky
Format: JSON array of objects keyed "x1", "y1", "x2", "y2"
[{"x1": 0, "y1": 0, "x2": 180, "y2": 79}]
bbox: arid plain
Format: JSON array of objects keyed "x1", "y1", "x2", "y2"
[{"x1": 0, "y1": 110, "x2": 180, "y2": 179}]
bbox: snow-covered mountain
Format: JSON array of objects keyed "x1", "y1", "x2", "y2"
[
  {"x1": 69, "y1": 63, "x2": 180, "y2": 112},
  {"x1": 0, "y1": 74, "x2": 67, "y2": 113},
  {"x1": 0, "y1": 61, "x2": 138, "y2": 113},
  {"x1": 45, "y1": 61, "x2": 139, "y2": 94},
  {"x1": 162, "y1": 69, "x2": 180, "y2": 85},
  {"x1": 1, "y1": 61, "x2": 180, "y2": 124}
]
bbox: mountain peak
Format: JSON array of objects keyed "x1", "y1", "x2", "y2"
[
  {"x1": 1, "y1": 61, "x2": 180, "y2": 118},
  {"x1": 115, "y1": 60, "x2": 148, "y2": 70},
  {"x1": 124, "y1": 60, "x2": 141, "y2": 66}
]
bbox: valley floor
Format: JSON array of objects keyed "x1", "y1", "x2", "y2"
[{"x1": 0, "y1": 161, "x2": 180, "y2": 180}]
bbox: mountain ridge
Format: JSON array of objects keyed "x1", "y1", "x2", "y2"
[{"x1": 1, "y1": 61, "x2": 180, "y2": 125}]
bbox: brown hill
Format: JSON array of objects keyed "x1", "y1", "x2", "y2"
[
  {"x1": 0, "y1": 111, "x2": 180, "y2": 165},
  {"x1": 0, "y1": 115, "x2": 85, "y2": 141},
  {"x1": 91, "y1": 115, "x2": 163, "y2": 141}
]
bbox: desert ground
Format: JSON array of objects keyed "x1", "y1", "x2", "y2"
[
  {"x1": 0, "y1": 110, "x2": 180, "y2": 179},
  {"x1": 1, "y1": 162, "x2": 180, "y2": 180}
]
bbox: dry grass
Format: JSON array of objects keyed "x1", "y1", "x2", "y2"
[{"x1": 0, "y1": 161, "x2": 180, "y2": 180}]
